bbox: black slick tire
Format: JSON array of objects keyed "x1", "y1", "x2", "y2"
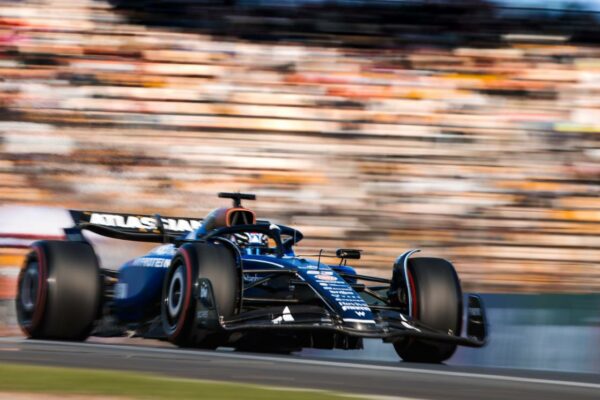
[
  {"x1": 393, "y1": 257, "x2": 463, "y2": 363},
  {"x1": 16, "y1": 241, "x2": 101, "y2": 340},
  {"x1": 161, "y1": 242, "x2": 240, "y2": 348}
]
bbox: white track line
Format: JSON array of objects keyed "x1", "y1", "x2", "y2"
[{"x1": 1, "y1": 338, "x2": 599, "y2": 390}]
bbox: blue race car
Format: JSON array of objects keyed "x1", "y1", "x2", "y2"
[{"x1": 16, "y1": 192, "x2": 486, "y2": 362}]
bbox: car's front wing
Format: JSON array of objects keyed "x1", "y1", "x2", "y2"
[{"x1": 196, "y1": 278, "x2": 487, "y2": 348}]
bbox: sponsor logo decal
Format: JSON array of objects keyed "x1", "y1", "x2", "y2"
[
  {"x1": 246, "y1": 233, "x2": 264, "y2": 245},
  {"x1": 196, "y1": 310, "x2": 209, "y2": 321},
  {"x1": 150, "y1": 245, "x2": 176, "y2": 256},
  {"x1": 309, "y1": 269, "x2": 373, "y2": 318},
  {"x1": 132, "y1": 257, "x2": 171, "y2": 268},
  {"x1": 199, "y1": 284, "x2": 209, "y2": 300},
  {"x1": 115, "y1": 283, "x2": 127, "y2": 299},
  {"x1": 315, "y1": 274, "x2": 337, "y2": 281},
  {"x1": 341, "y1": 304, "x2": 371, "y2": 312},
  {"x1": 272, "y1": 306, "x2": 294, "y2": 324},
  {"x1": 344, "y1": 318, "x2": 376, "y2": 324},
  {"x1": 297, "y1": 264, "x2": 318, "y2": 270},
  {"x1": 243, "y1": 274, "x2": 262, "y2": 283},
  {"x1": 89, "y1": 213, "x2": 201, "y2": 232}
]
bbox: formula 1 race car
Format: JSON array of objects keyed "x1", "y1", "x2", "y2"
[{"x1": 16, "y1": 192, "x2": 487, "y2": 362}]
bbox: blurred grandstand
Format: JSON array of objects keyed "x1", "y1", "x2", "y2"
[{"x1": 1, "y1": 0, "x2": 600, "y2": 305}]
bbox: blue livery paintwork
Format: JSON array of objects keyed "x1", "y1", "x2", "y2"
[{"x1": 113, "y1": 239, "x2": 372, "y2": 324}]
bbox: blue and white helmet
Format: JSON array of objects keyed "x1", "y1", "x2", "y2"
[{"x1": 230, "y1": 232, "x2": 268, "y2": 250}]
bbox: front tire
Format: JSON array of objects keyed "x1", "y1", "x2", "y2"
[
  {"x1": 161, "y1": 242, "x2": 241, "y2": 348},
  {"x1": 16, "y1": 241, "x2": 101, "y2": 340},
  {"x1": 393, "y1": 257, "x2": 463, "y2": 363}
]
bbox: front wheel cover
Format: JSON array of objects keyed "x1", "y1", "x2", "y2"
[
  {"x1": 393, "y1": 257, "x2": 462, "y2": 363},
  {"x1": 161, "y1": 242, "x2": 242, "y2": 348}
]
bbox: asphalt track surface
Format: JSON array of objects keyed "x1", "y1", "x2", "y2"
[{"x1": 0, "y1": 337, "x2": 599, "y2": 399}]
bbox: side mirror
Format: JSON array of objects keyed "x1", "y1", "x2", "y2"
[{"x1": 336, "y1": 248, "x2": 361, "y2": 260}]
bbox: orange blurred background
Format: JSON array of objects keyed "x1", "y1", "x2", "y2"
[{"x1": 1, "y1": 0, "x2": 600, "y2": 305}]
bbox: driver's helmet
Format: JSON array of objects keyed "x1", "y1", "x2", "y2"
[{"x1": 230, "y1": 232, "x2": 268, "y2": 255}]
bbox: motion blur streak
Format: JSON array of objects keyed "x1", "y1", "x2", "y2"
[
  {"x1": 2, "y1": 1, "x2": 600, "y2": 295},
  {"x1": 0, "y1": 337, "x2": 599, "y2": 400},
  {"x1": 2, "y1": 2, "x2": 600, "y2": 397}
]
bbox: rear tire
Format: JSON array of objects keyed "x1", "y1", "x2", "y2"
[
  {"x1": 161, "y1": 242, "x2": 241, "y2": 348},
  {"x1": 393, "y1": 257, "x2": 463, "y2": 363},
  {"x1": 16, "y1": 241, "x2": 101, "y2": 340}
]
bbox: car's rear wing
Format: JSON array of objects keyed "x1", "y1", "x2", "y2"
[{"x1": 68, "y1": 210, "x2": 203, "y2": 243}]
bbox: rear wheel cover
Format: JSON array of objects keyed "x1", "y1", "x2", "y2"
[
  {"x1": 16, "y1": 247, "x2": 47, "y2": 336},
  {"x1": 15, "y1": 241, "x2": 100, "y2": 341},
  {"x1": 162, "y1": 254, "x2": 193, "y2": 340},
  {"x1": 167, "y1": 266, "x2": 184, "y2": 319}
]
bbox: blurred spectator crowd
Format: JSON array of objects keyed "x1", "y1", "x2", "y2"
[{"x1": 1, "y1": 0, "x2": 600, "y2": 293}]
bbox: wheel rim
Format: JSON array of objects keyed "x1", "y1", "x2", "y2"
[
  {"x1": 167, "y1": 266, "x2": 184, "y2": 319},
  {"x1": 20, "y1": 261, "x2": 39, "y2": 313}
]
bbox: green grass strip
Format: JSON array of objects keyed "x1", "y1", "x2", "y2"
[{"x1": 0, "y1": 362, "x2": 364, "y2": 400}]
